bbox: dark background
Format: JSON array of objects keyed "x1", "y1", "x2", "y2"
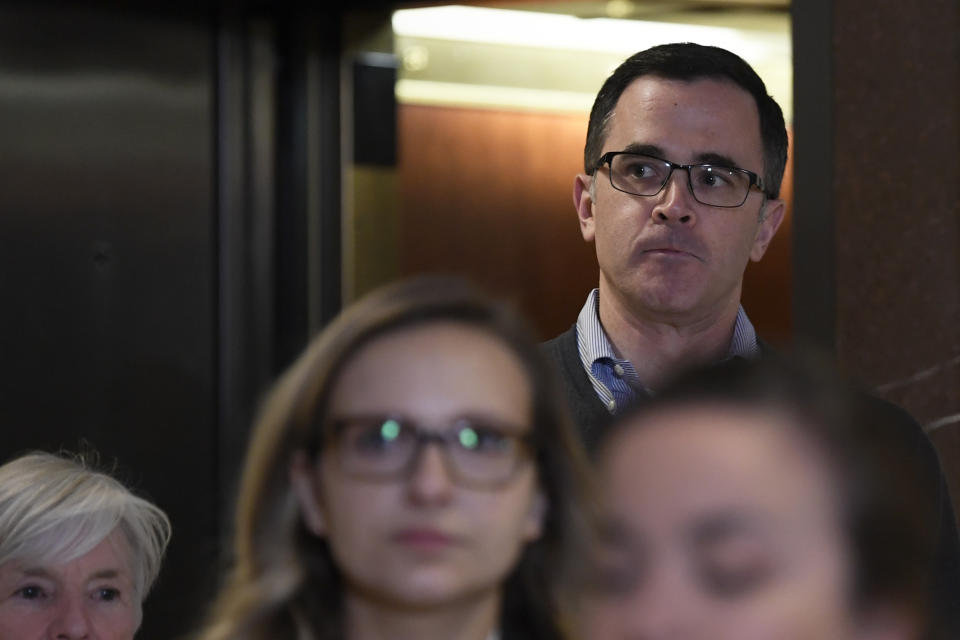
[{"x1": 0, "y1": 3, "x2": 345, "y2": 637}]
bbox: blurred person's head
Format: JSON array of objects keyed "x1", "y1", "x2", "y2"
[
  {"x1": 581, "y1": 356, "x2": 936, "y2": 640},
  {"x1": 0, "y1": 451, "x2": 172, "y2": 640},
  {"x1": 199, "y1": 275, "x2": 592, "y2": 640}
]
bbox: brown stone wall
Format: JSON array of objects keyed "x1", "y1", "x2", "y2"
[{"x1": 830, "y1": 0, "x2": 960, "y2": 499}]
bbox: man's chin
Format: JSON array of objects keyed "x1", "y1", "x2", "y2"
[
  {"x1": 631, "y1": 290, "x2": 703, "y2": 320},
  {"x1": 603, "y1": 271, "x2": 711, "y2": 319}
]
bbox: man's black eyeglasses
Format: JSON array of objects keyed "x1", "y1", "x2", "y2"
[{"x1": 594, "y1": 151, "x2": 767, "y2": 208}]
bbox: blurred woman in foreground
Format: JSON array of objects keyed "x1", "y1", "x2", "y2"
[
  {"x1": 198, "y1": 276, "x2": 592, "y2": 640},
  {"x1": 583, "y1": 356, "x2": 941, "y2": 640},
  {"x1": 0, "y1": 451, "x2": 171, "y2": 640}
]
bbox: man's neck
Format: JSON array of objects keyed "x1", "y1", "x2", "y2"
[
  {"x1": 343, "y1": 587, "x2": 499, "y2": 640},
  {"x1": 597, "y1": 283, "x2": 741, "y2": 391}
]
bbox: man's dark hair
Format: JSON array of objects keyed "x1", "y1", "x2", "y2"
[{"x1": 584, "y1": 42, "x2": 789, "y2": 199}]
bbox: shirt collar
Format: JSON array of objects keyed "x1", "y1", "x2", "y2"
[{"x1": 576, "y1": 288, "x2": 760, "y2": 374}]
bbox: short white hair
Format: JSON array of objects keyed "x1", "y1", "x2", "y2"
[{"x1": 0, "y1": 451, "x2": 172, "y2": 601}]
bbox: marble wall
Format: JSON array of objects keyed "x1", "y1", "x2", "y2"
[{"x1": 796, "y1": 0, "x2": 960, "y2": 508}]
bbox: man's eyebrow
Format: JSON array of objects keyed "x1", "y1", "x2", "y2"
[
  {"x1": 617, "y1": 145, "x2": 744, "y2": 171},
  {"x1": 19, "y1": 567, "x2": 53, "y2": 578},
  {"x1": 693, "y1": 152, "x2": 742, "y2": 169},
  {"x1": 621, "y1": 142, "x2": 665, "y2": 158}
]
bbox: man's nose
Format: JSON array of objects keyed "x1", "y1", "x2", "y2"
[
  {"x1": 405, "y1": 442, "x2": 455, "y2": 505},
  {"x1": 651, "y1": 169, "x2": 697, "y2": 226},
  {"x1": 50, "y1": 594, "x2": 92, "y2": 639}
]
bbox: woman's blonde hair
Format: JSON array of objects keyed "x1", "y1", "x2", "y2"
[
  {"x1": 197, "y1": 275, "x2": 594, "y2": 640},
  {"x1": 0, "y1": 451, "x2": 172, "y2": 602}
]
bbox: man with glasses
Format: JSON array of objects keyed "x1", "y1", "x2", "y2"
[
  {"x1": 543, "y1": 42, "x2": 959, "y2": 633},
  {"x1": 544, "y1": 43, "x2": 787, "y2": 446}
]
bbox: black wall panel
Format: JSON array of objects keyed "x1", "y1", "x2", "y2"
[
  {"x1": 0, "y1": 6, "x2": 219, "y2": 638},
  {"x1": 0, "y1": 4, "x2": 340, "y2": 637},
  {"x1": 0, "y1": 2, "x2": 346, "y2": 633}
]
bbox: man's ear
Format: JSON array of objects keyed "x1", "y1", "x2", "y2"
[
  {"x1": 574, "y1": 173, "x2": 596, "y2": 243},
  {"x1": 749, "y1": 198, "x2": 786, "y2": 262},
  {"x1": 523, "y1": 490, "x2": 548, "y2": 542},
  {"x1": 290, "y1": 449, "x2": 327, "y2": 537}
]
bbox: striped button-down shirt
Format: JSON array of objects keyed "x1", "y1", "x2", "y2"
[{"x1": 576, "y1": 288, "x2": 760, "y2": 413}]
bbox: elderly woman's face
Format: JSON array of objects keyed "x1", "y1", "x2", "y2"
[
  {"x1": 582, "y1": 404, "x2": 911, "y2": 640},
  {"x1": 292, "y1": 321, "x2": 545, "y2": 610},
  {"x1": 0, "y1": 529, "x2": 140, "y2": 640}
]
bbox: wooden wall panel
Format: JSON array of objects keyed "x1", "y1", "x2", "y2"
[{"x1": 398, "y1": 104, "x2": 595, "y2": 339}]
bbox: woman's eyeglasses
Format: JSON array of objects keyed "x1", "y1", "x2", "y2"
[{"x1": 327, "y1": 415, "x2": 534, "y2": 489}]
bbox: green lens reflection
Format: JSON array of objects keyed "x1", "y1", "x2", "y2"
[
  {"x1": 458, "y1": 427, "x2": 478, "y2": 449},
  {"x1": 380, "y1": 419, "x2": 401, "y2": 441}
]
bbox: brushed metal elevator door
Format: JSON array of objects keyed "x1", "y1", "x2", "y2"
[{"x1": 0, "y1": 6, "x2": 217, "y2": 638}]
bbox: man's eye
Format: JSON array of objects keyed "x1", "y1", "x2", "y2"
[
  {"x1": 623, "y1": 162, "x2": 657, "y2": 178},
  {"x1": 698, "y1": 169, "x2": 733, "y2": 188}
]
